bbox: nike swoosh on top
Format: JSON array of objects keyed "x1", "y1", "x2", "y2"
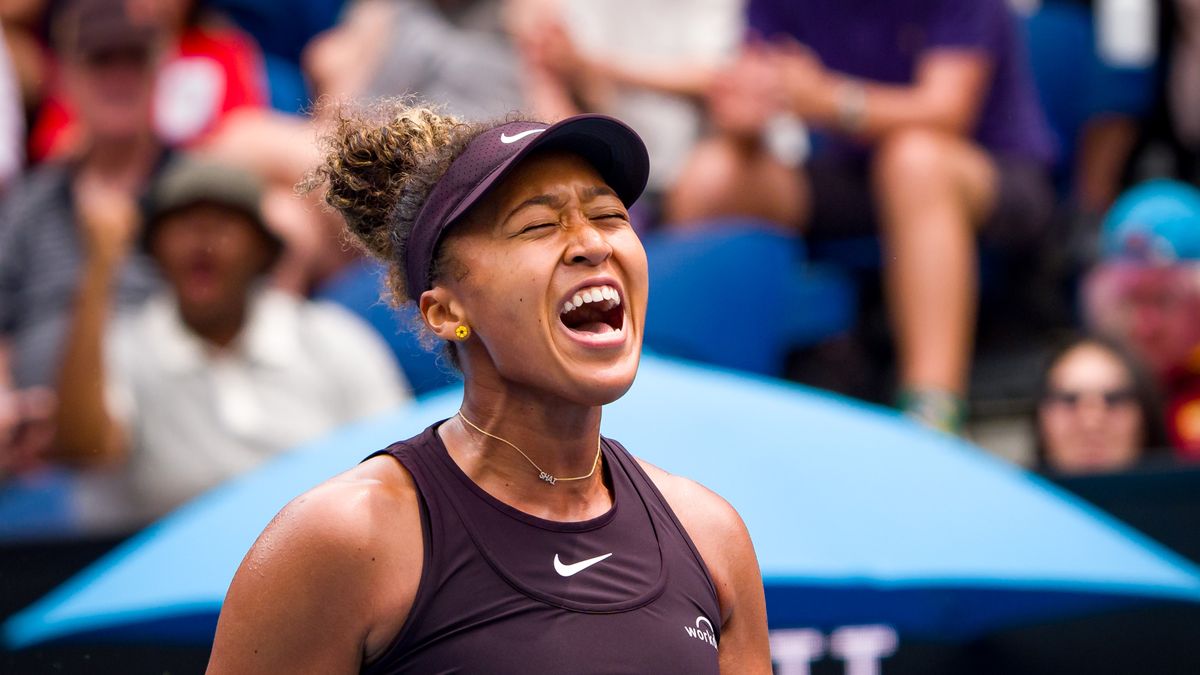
[
  {"x1": 500, "y1": 129, "x2": 545, "y2": 144},
  {"x1": 553, "y1": 552, "x2": 613, "y2": 577}
]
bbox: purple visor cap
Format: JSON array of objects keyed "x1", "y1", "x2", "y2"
[{"x1": 404, "y1": 114, "x2": 650, "y2": 297}]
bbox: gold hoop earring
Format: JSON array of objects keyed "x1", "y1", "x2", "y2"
[{"x1": 455, "y1": 325, "x2": 471, "y2": 340}]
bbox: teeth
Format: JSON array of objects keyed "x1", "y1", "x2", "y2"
[{"x1": 560, "y1": 285, "x2": 622, "y2": 315}]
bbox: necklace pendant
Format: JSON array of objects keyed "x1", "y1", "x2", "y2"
[{"x1": 539, "y1": 471, "x2": 557, "y2": 485}]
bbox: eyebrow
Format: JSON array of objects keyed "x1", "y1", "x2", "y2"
[
  {"x1": 505, "y1": 193, "x2": 566, "y2": 222},
  {"x1": 504, "y1": 185, "x2": 622, "y2": 222},
  {"x1": 583, "y1": 185, "x2": 619, "y2": 201}
]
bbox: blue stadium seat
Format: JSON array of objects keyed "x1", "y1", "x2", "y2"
[{"x1": 642, "y1": 222, "x2": 857, "y2": 376}]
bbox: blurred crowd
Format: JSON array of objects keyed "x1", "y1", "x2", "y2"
[{"x1": 1, "y1": 0, "x2": 1199, "y2": 535}]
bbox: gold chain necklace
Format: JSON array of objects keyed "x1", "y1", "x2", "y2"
[{"x1": 456, "y1": 411, "x2": 602, "y2": 486}]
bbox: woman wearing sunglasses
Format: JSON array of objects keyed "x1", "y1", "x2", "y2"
[{"x1": 1035, "y1": 335, "x2": 1170, "y2": 474}]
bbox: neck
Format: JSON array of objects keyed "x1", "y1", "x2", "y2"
[
  {"x1": 447, "y1": 379, "x2": 610, "y2": 517},
  {"x1": 180, "y1": 300, "x2": 247, "y2": 349},
  {"x1": 79, "y1": 134, "x2": 159, "y2": 188}
]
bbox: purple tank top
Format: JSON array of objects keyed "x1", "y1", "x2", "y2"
[{"x1": 361, "y1": 422, "x2": 722, "y2": 674}]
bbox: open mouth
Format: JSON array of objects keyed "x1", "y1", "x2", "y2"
[{"x1": 559, "y1": 284, "x2": 625, "y2": 336}]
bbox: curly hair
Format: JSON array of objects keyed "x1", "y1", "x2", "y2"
[{"x1": 303, "y1": 98, "x2": 488, "y2": 303}]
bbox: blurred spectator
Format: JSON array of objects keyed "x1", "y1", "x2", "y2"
[
  {"x1": 206, "y1": 0, "x2": 345, "y2": 112},
  {"x1": 669, "y1": 0, "x2": 1057, "y2": 432},
  {"x1": 305, "y1": 0, "x2": 524, "y2": 120},
  {"x1": 516, "y1": 0, "x2": 742, "y2": 196},
  {"x1": 30, "y1": 0, "x2": 338, "y2": 297},
  {"x1": 315, "y1": 259, "x2": 463, "y2": 396},
  {"x1": 0, "y1": 0, "x2": 50, "y2": 121},
  {"x1": 51, "y1": 156, "x2": 410, "y2": 522},
  {"x1": 1035, "y1": 334, "x2": 1170, "y2": 475},
  {"x1": 0, "y1": 0, "x2": 165, "y2": 472},
  {"x1": 0, "y1": 24, "x2": 24, "y2": 192},
  {"x1": 1084, "y1": 179, "x2": 1200, "y2": 458},
  {"x1": 30, "y1": 0, "x2": 268, "y2": 160}
]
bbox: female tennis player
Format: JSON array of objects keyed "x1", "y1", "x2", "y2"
[{"x1": 206, "y1": 103, "x2": 771, "y2": 674}]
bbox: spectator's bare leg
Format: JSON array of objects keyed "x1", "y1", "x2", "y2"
[
  {"x1": 664, "y1": 136, "x2": 809, "y2": 230},
  {"x1": 871, "y1": 128, "x2": 997, "y2": 399},
  {"x1": 1074, "y1": 115, "x2": 1138, "y2": 214}
]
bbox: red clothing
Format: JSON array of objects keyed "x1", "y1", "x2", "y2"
[
  {"x1": 29, "y1": 26, "x2": 267, "y2": 161},
  {"x1": 1167, "y1": 371, "x2": 1200, "y2": 461}
]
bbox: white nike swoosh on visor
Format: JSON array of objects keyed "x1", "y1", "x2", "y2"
[
  {"x1": 500, "y1": 129, "x2": 545, "y2": 144},
  {"x1": 553, "y1": 552, "x2": 613, "y2": 577}
]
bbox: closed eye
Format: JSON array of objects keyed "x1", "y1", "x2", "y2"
[{"x1": 517, "y1": 223, "x2": 557, "y2": 235}]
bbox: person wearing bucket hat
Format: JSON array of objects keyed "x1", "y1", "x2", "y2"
[
  {"x1": 1084, "y1": 179, "x2": 1200, "y2": 459},
  {"x1": 51, "y1": 155, "x2": 411, "y2": 524},
  {"x1": 209, "y1": 104, "x2": 770, "y2": 673}
]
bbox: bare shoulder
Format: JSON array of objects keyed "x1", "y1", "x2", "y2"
[
  {"x1": 636, "y1": 460, "x2": 745, "y2": 533},
  {"x1": 635, "y1": 459, "x2": 752, "y2": 620},
  {"x1": 208, "y1": 453, "x2": 423, "y2": 674},
  {"x1": 636, "y1": 458, "x2": 772, "y2": 674}
]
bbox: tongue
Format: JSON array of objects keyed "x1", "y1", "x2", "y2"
[{"x1": 573, "y1": 321, "x2": 614, "y2": 334}]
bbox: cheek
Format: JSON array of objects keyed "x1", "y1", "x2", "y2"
[
  {"x1": 1110, "y1": 408, "x2": 1144, "y2": 442},
  {"x1": 1039, "y1": 408, "x2": 1075, "y2": 441},
  {"x1": 151, "y1": 234, "x2": 190, "y2": 272},
  {"x1": 465, "y1": 256, "x2": 549, "y2": 337}
]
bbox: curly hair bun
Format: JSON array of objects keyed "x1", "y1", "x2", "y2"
[{"x1": 306, "y1": 99, "x2": 481, "y2": 300}]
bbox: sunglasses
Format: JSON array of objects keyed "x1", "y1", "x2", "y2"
[{"x1": 1043, "y1": 388, "x2": 1137, "y2": 409}]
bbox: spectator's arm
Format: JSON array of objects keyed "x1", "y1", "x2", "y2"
[
  {"x1": 51, "y1": 182, "x2": 137, "y2": 467},
  {"x1": 52, "y1": 250, "x2": 130, "y2": 466},
  {"x1": 526, "y1": 18, "x2": 723, "y2": 102},
  {"x1": 590, "y1": 59, "x2": 721, "y2": 100},
  {"x1": 0, "y1": 339, "x2": 16, "y2": 452},
  {"x1": 778, "y1": 44, "x2": 993, "y2": 139}
]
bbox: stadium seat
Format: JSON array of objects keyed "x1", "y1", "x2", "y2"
[
  {"x1": 1024, "y1": 0, "x2": 1156, "y2": 190},
  {"x1": 642, "y1": 222, "x2": 857, "y2": 376}
]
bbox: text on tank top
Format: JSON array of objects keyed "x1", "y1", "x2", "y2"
[{"x1": 360, "y1": 422, "x2": 722, "y2": 674}]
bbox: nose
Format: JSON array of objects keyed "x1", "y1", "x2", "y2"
[
  {"x1": 1075, "y1": 394, "x2": 1108, "y2": 430},
  {"x1": 562, "y1": 219, "x2": 612, "y2": 266}
]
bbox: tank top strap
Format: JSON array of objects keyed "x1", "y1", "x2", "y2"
[{"x1": 599, "y1": 436, "x2": 722, "y2": 610}]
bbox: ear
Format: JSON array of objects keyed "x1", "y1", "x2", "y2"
[{"x1": 419, "y1": 286, "x2": 467, "y2": 342}]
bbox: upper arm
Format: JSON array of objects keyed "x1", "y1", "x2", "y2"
[
  {"x1": 207, "y1": 467, "x2": 421, "y2": 675},
  {"x1": 914, "y1": 0, "x2": 1004, "y2": 133},
  {"x1": 640, "y1": 462, "x2": 772, "y2": 674},
  {"x1": 912, "y1": 50, "x2": 993, "y2": 134}
]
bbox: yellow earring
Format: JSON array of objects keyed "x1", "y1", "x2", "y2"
[{"x1": 455, "y1": 324, "x2": 471, "y2": 340}]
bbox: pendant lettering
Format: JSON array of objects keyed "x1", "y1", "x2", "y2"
[{"x1": 539, "y1": 471, "x2": 557, "y2": 485}]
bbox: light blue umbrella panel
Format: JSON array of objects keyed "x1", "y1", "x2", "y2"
[{"x1": 7, "y1": 355, "x2": 1200, "y2": 648}]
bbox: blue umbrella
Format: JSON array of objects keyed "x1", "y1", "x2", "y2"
[{"x1": 6, "y1": 355, "x2": 1200, "y2": 648}]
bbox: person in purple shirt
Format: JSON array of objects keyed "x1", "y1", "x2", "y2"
[{"x1": 668, "y1": 0, "x2": 1057, "y2": 432}]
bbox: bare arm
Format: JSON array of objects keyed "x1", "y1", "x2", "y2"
[
  {"x1": 208, "y1": 458, "x2": 423, "y2": 674},
  {"x1": 589, "y1": 59, "x2": 720, "y2": 99},
  {"x1": 51, "y1": 182, "x2": 137, "y2": 467},
  {"x1": 640, "y1": 462, "x2": 772, "y2": 674},
  {"x1": 778, "y1": 47, "x2": 993, "y2": 139}
]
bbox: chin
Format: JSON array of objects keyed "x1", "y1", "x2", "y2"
[{"x1": 564, "y1": 353, "x2": 642, "y2": 407}]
